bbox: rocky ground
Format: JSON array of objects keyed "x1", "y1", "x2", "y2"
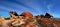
[{"x1": 0, "y1": 11, "x2": 60, "y2": 27}]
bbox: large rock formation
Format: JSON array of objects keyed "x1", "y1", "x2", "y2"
[
  {"x1": 20, "y1": 12, "x2": 33, "y2": 17},
  {"x1": 0, "y1": 11, "x2": 60, "y2": 27},
  {"x1": 44, "y1": 13, "x2": 53, "y2": 18}
]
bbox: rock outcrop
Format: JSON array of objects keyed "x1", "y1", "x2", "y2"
[
  {"x1": 0, "y1": 11, "x2": 60, "y2": 27},
  {"x1": 20, "y1": 12, "x2": 33, "y2": 18}
]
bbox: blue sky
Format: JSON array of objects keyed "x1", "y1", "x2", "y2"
[{"x1": 0, "y1": 0, "x2": 60, "y2": 18}]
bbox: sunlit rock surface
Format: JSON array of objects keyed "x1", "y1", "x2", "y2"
[{"x1": 0, "y1": 11, "x2": 60, "y2": 27}]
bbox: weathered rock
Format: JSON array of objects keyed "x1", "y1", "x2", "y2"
[
  {"x1": 0, "y1": 11, "x2": 60, "y2": 27},
  {"x1": 44, "y1": 13, "x2": 53, "y2": 18},
  {"x1": 20, "y1": 12, "x2": 33, "y2": 18}
]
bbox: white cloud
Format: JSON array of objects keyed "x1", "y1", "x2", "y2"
[{"x1": 47, "y1": 4, "x2": 53, "y2": 13}]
